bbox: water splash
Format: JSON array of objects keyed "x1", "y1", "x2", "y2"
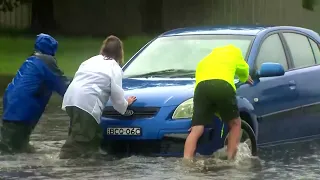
[
  {"x1": 181, "y1": 142, "x2": 262, "y2": 172},
  {"x1": 1, "y1": 97, "x2": 320, "y2": 179}
]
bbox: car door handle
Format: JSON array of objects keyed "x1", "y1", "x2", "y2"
[
  {"x1": 289, "y1": 80, "x2": 296, "y2": 90},
  {"x1": 289, "y1": 80, "x2": 296, "y2": 85}
]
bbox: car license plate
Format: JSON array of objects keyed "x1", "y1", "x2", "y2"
[{"x1": 106, "y1": 127, "x2": 141, "y2": 136}]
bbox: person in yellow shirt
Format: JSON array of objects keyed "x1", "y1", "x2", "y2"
[{"x1": 183, "y1": 44, "x2": 253, "y2": 161}]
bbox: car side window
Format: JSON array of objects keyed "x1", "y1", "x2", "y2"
[
  {"x1": 283, "y1": 33, "x2": 316, "y2": 68},
  {"x1": 309, "y1": 38, "x2": 320, "y2": 64},
  {"x1": 256, "y1": 34, "x2": 288, "y2": 71}
]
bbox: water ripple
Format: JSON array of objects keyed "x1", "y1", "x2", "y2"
[{"x1": 1, "y1": 98, "x2": 320, "y2": 179}]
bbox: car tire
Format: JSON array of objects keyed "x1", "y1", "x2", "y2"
[
  {"x1": 224, "y1": 120, "x2": 258, "y2": 156},
  {"x1": 160, "y1": 137, "x2": 185, "y2": 155}
]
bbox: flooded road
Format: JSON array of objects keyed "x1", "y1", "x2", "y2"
[{"x1": 1, "y1": 98, "x2": 320, "y2": 180}]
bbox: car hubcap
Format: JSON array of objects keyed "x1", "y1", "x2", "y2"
[{"x1": 224, "y1": 129, "x2": 252, "y2": 151}]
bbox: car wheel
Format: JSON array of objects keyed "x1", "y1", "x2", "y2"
[
  {"x1": 224, "y1": 120, "x2": 258, "y2": 156},
  {"x1": 160, "y1": 137, "x2": 185, "y2": 155}
]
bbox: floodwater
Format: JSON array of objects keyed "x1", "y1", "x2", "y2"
[{"x1": 1, "y1": 99, "x2": 320, "y2": 180}]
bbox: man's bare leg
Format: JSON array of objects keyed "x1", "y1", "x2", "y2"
[
  {"x1": 226, "y1": 117, "x2": 241, "y2": 160},
  {"x1": 183, "y1": 125, "x2": 204, "y2": 159}
]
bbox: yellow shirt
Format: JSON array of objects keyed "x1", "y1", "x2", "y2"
[{"x1": 195, "y1": 45, "x2": 249, "y2": 91}]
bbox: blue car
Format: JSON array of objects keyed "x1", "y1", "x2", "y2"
[{"x1": 100, "y1": 25, "x2": 320, "y2": 157}]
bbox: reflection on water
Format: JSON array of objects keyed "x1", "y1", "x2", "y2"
[{"x1": 1, "y1": 99, "x2": 320, "y2": 180}]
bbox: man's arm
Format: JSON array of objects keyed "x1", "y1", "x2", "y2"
[
  {"x1": 234, "y1": 49, "x2": 250, "y2": 83},
  {"x1": 110, "y1": 77, "x2": 128, "y2": 115},
  {"x1": 35, "y1": 53, "x2": 71, "y2": 96}
]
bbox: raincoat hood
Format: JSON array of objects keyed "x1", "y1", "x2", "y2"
[{"x1": 34, "y1": 33, "x2": 58, "y2": 56}]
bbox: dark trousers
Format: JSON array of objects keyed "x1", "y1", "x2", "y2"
[
  {"x1": 0, "y1": 120, "x2": 36, "y2": 154},
  {"x1": 59, "y1": 106, "x2": 103, "y2": 159}
]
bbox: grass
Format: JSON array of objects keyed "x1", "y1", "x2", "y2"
[{"x1": 0, "y1": 35, "x2": 153, "y2": 76}]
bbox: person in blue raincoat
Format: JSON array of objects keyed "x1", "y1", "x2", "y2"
[{"x1": 0, "y1": 33, "x2": 71, "y2": 154}]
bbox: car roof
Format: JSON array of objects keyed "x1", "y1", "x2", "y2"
[{"x1": 160, "y1": 25, "x2": 319, "y2": 37}]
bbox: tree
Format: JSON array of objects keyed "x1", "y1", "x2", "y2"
[
  {"x1": 0, "y1": 0, "x2": 19, "y2": 12},
  {"x1": 302, "y1": 0, "x2": 316, "y2": 11},
  {"x1": 0, "y1": 0, "x2": 31, "y2": 12},
  {"x1": 140, "y1": 0, "x2": 163, "y2": 34},
  {"x1": 1, "y1": 0, "x2": 318, "y2": 12},
  {"x1": 0, "y1": 0, "x2": 56, "y2": 33}
]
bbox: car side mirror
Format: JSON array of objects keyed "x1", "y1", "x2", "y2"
[{"x1": 257, "y1": 62, "x2": 285, "y2": 77}]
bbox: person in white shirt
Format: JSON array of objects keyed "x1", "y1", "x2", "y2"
[{"x1": 59, "y1": 35, "x2": 136, "y2": 159}]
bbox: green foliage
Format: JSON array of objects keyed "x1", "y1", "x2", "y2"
[
  {"x1": 0, "y1": 0, "x2": 31, "y2": 12},
  {"x1": 302, "y1": 0, "x2": 316, "y2": 11},
  {"x1": 0, "y1": 0, "x2": 20, "y2": 12},
  {"x1": 0, "y1": 35, "x2": 153, "y2": 76},
  {"x1": 1, "y1": 0, "x2": 318, "y2": 12}
]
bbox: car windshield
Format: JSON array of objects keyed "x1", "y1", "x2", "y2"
[{"x1": 123, "y1": 35, "x2": 254, "y2": 78}]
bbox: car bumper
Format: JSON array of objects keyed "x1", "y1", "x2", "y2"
[
  {"x1": 100, "y1": 106, "x2": 192, "y2": 140},
  {"x1": 100, "y1": 106, "x2": 227, "y2": 156}
]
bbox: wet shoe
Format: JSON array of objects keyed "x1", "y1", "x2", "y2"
[
  {"x1": 0, "y1": 142, "x2": 13, "y2": 155},
  {"x1": 181, "y1": 157, "x2": 195, "y2": 167},
  {"x1": 59, "y1": 145, "x2": 89, "y2": 159},
  {"x1": 24, "y1": 143, "x2": 36, "y2": 153},
  {"x1": 212, "y1": 147, "x2": 228, "y2": 160},
  {"x1": 0, "y1": 141, "x2": 35, "y2": 154},
  {"x1": 212, "y1": 147, "x2": 238, "y2": 161},
  {"x1": 99, "y1": 147, "x2": 108, "y2": 155},
  {"x1": 228, "y1": 148, "x2": 238, "y2": 161},
  {"x1": 59, "y1": 150, "x2": 82, "y2": 159},
  {"x1": 59, "y1": 146, "x2": 99, "y2": 159}
]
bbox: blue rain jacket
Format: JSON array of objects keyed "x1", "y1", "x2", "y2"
[{"x1": 2, "y1": 33, "x2": 70, "y2": 124}]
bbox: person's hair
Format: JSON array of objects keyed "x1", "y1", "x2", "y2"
[{"x1": 100, "y1": 35, "x2": 124, "y2": 65}]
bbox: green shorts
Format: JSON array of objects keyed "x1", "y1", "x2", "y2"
[{"x1": 191, "y1": 79, "x2": 239, "y2": 127}]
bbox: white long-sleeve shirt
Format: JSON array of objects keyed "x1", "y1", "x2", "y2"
[{"x1": 62, "y1": 55, "x2": 128, "y2": 123}]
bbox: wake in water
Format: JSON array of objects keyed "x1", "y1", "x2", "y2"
[{"x1": 181, "y1": 141, "x2": 263, "y2": 172}]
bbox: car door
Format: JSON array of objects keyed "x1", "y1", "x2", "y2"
[
  {"x1": 237, "y1": 33, "x2": 302, "y2": 145},
  {"x1": 281, "y1": 32, "x2": 320, "y2": 139}
]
